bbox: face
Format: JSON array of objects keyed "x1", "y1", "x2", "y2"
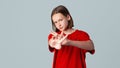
[{"x1": 52, "y1": 13, "x2": 70, "y2": 31}]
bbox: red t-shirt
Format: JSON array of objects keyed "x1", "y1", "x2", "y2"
[{"x1": 48, "y1": 29, "x2": 95, "y2": 68}]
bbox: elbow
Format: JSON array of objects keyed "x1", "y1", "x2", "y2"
[
  {"x1": 88, "y1": 40, "x2": 95, "y2": 50},
  {"x1": 90, "y1": 44, "x2": 95, "y2": 50}
]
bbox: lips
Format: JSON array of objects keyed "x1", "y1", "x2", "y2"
[{"x1": 59, "y1": 27, "x2": 62, "y2": 29}]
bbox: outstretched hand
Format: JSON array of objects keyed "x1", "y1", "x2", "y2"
[{"x1": 49, "y1": 31, "x2": 68, "y2": 50}]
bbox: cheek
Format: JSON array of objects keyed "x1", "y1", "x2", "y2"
[
  {"x1": 63, "y1": 20, "x2": 68, "y2": 26},
  {"x1": 54, "y1": 24, "x2": 58, "y2": 27},
  {"x1": 55, "y1": 23, "x2": 60, "y2": 29}
]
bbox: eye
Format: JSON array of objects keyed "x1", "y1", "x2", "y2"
[
  {"x1": 59, "y1": 19, "x2": 63, "y2": 21},
  {"x1": 53, "y1": 20, "x2": 57, "y2": 24},
  {"x1": 54, "y1": 21, "x2": 57, "y2": 24}
]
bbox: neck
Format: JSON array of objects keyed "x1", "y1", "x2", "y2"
[{"x1": 63, "y1": 28, "x2": 75, "y2": 34}]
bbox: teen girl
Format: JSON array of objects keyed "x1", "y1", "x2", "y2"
[{"x1": 48, "y1": 5, "x2": 95, "y2": 68}]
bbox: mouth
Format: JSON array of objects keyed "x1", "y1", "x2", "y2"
[{"x1": 59, "y1": 27, "x2": 63, "y2": 30}]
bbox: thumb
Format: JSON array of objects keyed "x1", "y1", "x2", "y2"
[
  {"x1": 58, "y1": 34, "x2": 68, "y2": 43},
  {"x1": 59, "y1": 31, "x2": 64, "y2": 39}
]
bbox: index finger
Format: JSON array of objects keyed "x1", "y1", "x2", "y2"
[
  {"x1": 50, "y1": 31, "x2": 58, "y2": 37},
  {"x1": 59, "y1": 31, "x2": 64, "y2": 38}
]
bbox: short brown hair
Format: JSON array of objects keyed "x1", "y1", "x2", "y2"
[{"x1": 51, "y1": 5, "x2": 74, "y2": 32}]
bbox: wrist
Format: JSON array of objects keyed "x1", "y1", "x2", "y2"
[{"x1": 67, "y1": 39, "x2": 71, "y2": 45}]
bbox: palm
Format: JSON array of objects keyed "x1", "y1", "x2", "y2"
[{"x1": 50, "y1": 31, "x2": 68, "y2": 49}]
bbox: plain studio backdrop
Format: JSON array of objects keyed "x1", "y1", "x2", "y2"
[{"x1": 0, "y1": 0, "x2": 120, "y2": 68}]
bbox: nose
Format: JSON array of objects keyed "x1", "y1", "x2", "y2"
[{"x1": 57, "y1": 22, "x2": 61, "y2": 27}]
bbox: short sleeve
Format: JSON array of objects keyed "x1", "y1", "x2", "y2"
[
  {"x1": 82, "y1": 49, "x2": 95, "y2": 55},
  {"x1": 77, "y1": 30, "x2": 95, "y2": 54},
  {"x1": 88, "y1": 49, "x2": 95, "y2": 54},
  {"x1": 77, "y1": 30, "x2": 90, "y2": 41},
  {"x1": 48, "y1": 34, "x2": 55, "y2": 52}
]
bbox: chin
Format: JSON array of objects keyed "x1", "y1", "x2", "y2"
[{"x1": 60, "y1": 29, "x2": 65, "y2": 31}]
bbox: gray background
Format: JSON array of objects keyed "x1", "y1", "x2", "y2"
[{"x1": 0, "y1": 0, "x2": 120, "y2": 68}]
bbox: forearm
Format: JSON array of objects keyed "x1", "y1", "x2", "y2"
[{"x1": 67, "y1": 40, "x2": 94, "y2": 50}]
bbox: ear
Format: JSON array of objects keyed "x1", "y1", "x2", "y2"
[{"x1": 67, "y1": 15, "x2": 71, "y2": 21}]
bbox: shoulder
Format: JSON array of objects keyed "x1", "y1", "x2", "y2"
[
  {"x1": 74, "y1": 29, "x2": 90, "y2": 40},
  {"x1": 48, "y1": 33, "x2": 52, "y2": 41},
  {"x1": 48, "y1": 31, "x2": 61, "y2": 40},
  {"x1": 75, "y1": 29, "x2": 89, "y2": 35}
]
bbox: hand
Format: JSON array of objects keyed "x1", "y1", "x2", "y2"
[{"x1": 49, "y1": 31, "x2": 68, "y2": 50}]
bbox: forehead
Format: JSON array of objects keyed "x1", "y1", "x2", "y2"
[{"x1": 52, "y1": 13, "x2": 66, "y2": 21}]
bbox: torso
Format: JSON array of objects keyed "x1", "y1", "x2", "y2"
[{"x1": 52, "y1": 29, "x2": 89, "y2": 68}]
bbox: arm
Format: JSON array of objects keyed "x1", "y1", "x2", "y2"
[{"x1": 62, "y1": 39, "x2": 95, "y2": 50}]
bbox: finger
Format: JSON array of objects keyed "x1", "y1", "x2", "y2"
[
  {"x1": 58, "y1": 34, "x2": 68, "y2": 43},
  {"x1": 59, "y1": 31, "x2": 64, "y2": 39},
  {"x1": 51, "y1": 31, "x2": 58, "y2": 37},
  {"x1": 54, "y1": 43, "x2": 61, "y2": 50},
  {"x1": 51, "y1": 35, "x2": 55, "y2": 39}
]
